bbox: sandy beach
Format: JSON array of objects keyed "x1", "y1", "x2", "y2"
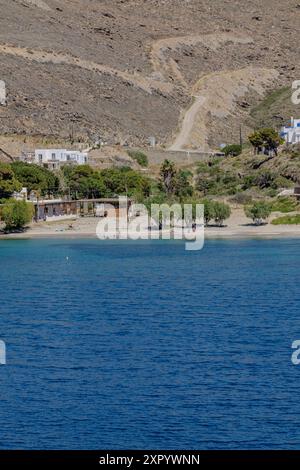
[{"x1": 1, "y1": 209, "x2": 300, "y2": 240}]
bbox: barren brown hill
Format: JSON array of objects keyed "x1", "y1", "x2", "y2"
[{"x1": 0, "y1": 0, "x2": 299, "y2": 150}]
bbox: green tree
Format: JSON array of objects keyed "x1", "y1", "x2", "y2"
[
  {"x1": 159, "y1": 160, "x2": 177, "y2": 195},
  {"x1": 248, "y1": 128, "x2": 284, "y2": 156},
  {"x1": 201, "y1": 199, "x2": 215, "y2": 226},
  {"x1": 67, "y1": 165, "x2": 106, "y2": 199},
  {"x1": 11, "y1": 162, "x2": 59, "y2": 196},
  {"x1": 197, "y1": 178, "x2": 213, "y2": 196},
  {"x1": 150, "y1": 203, "x2": 182, "y2": 229},
  {"x1": 245, "y1": 201, "x2": 271, "y2": 225},
  {"x1": 101, "y1": 167, "x2": 151, "y2": 198},
  {"x1": 181, "y1": 198, "x2": 203, "y2": 226},
  {"x1": 174, "y1": 170, "x2": 194, "y2": 199},
  {"x1": 212, "y1": 201, "x2": 231, "y2": 226},
  {"x1": 0, "y1": 163, "x2": 22, "y2": 199},
  {"x1": 1, "y1": 199, "x2": 34, "y2": 231},
  {"x1": 78, "y1": 176, "x2": 106, "y2": 199}
]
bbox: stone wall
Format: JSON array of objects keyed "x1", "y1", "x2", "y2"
[{"x1": 135, "y1": 148, "x2": 211, "y2": 166}]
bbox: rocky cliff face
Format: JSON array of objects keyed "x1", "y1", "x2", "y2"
[{"x1": 0, "y1": 0, "x2": 299, "y2": 149}]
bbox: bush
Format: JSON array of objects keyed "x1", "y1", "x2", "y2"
[
  {"x1": 223, "y1": 144, "x2": 242, "y2": 157},
  {"x1": 271, "y1": 214, "x2": 300, "y2": 225},
  {"x1": 254, "y1": 170, "x2": 277, "y2": 189},
  {"x1": 197, "y1": 162, "x2": 210, "y2": 174},
  {"x1": 244, "y1": 201, "x2": 271, "y2": 225},
  {"x1": 271, "y1": 196, "x2": 299, "y2": 213},
  {"x1": 1, "y1": 200, "x2": 34, "y2": 231},
  {"x1": 273, "y1": 176, "x2": 294, "y2": 189},
  {"x1": 242, "y1": 174, "x2": 256, "y2": 190},
  {"x1": 197, "y1": 168, "x2": 240, "y2": 196},
  {"x1": 127, "y1": 150, "x2": 148, "y2": 167}
]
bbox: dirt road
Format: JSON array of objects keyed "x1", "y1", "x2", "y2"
[{"x1": 168, "y1": 95, "x2": 206, "y2": 151}]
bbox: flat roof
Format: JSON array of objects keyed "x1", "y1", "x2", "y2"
[{"x1": 32, "y1": 198, "x2": 132, "y2": 205}]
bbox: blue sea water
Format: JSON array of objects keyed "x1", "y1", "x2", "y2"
[{"x1": 0, "y1": 238, "x2": 300, "y2": 450}]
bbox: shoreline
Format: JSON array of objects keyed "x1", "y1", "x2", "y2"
[
  {"x1": 2, "y1": 229, "x2": 300, "y2": 241},
  {"x1": 1, "y1": 209, "x2": 300, "y2": 241}
]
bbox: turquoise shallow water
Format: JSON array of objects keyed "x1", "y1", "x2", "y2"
[{"x1": 0, "y1": 238, "x2": 300, "y2": 449}]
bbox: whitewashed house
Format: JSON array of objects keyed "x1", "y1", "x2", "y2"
[
  {"x1": 34, "y1": 149, "x2": 88, "y2": 169},
  {"x1": 13, "y1": 187, "x2": 28, "y2": 201},
  {"x1": 281, "y1": 117, "x2": 300, "y2": 145}
]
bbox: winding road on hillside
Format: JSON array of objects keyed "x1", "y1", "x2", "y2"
[
  {"x1": 0, "y1": 19, "x2": 278, "y2": 152},
  {"x1": 149, "y1": 32, "x2": 275, "y2": 152},
  {"x1": 150, "y1": 32, "x2": 253, "y2": 86},
  {"x1": 0, "y1": 44, "x2": 172, "y2": 96},
  {"x1": 168, "y1": 95, "x2": 206, "y2": 151},
  {"x1": 168, "y1": 66, "x2": 279, "y2": 152}
]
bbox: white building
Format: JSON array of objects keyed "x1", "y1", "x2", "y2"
[
  {"x1": 34, "y1": 149, "x2": 88, "y2": 169},
  {"x1": 281, "y1": 117, "x2": 300, "y2": 145},
  {"x1": 13, "y1": 187, "x2": 28, "y2": 201}
]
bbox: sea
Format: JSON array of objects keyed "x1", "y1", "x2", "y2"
[{"x1": 0, "y1": 238, "x2": 300, "y2": 449}]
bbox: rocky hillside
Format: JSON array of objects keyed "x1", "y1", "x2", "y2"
[{"x1": 0, "y1": 0, "x2": 299, "y2": 149}]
